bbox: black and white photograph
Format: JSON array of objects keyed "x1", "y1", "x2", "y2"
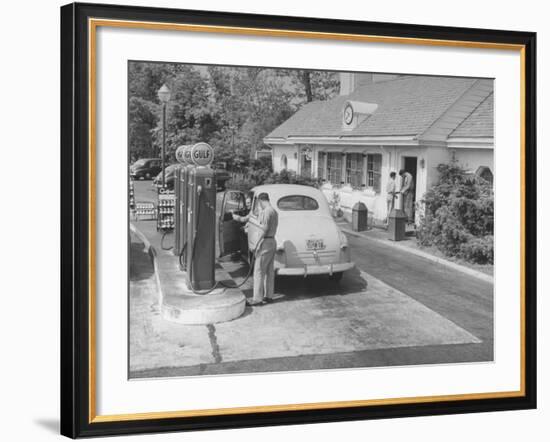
[
  {"x1": 128, "y1": 62, "x2": 495, "y2": 379},
  {"x1": 0, "y1": 0, "x2": 544, "y2": 439}
]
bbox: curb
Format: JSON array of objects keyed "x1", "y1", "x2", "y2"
[
  {"x1": 340, "y1": 227, "x2": 494, "y2": 284},
  {"x1": 130, "y1": 222, "x2": 246, "y2": 324},
  {"x1": 130, "y1": 222, "x2": 164, "y2": 303},
  {"x1": 130, "y1": 222, "x2": 152, "y2": 252}
]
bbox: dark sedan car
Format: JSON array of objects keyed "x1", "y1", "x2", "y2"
[
  {"x1": 130, "y1": 158, "x2": 162, "y2": 180},
  {"x1": 214, "y1": 167, "x2": 231, "y2": 190},
  {"x1": 153, "y1": 164, "x2": 179, "y2": 189}
]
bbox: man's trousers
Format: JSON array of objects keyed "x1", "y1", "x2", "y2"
[{"x1": 253, "y1": 238, "x2": 276, "y2": 303}]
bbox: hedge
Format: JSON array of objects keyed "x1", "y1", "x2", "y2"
[{"x1": 416, "y1": 162, "x2": 494, "y2": 264}]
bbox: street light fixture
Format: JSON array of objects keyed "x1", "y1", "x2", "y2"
[{"x1": 157, "y1": 84, "x2": 171, "y2": 187}]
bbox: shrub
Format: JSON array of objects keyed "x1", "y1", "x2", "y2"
[
  {"x1": 459, "y1": 235, "x2": 494, "y2": 264},
  {"x1": 263, "y1": 169, "x2": 321, "y2": 187},
  {"x1": 224, "y1": 177, "x2": 256, "y2": 193},
  {"x1": 416, "y1": 162, "x2": 494, "y2": 264},
  {"x1": 225, "y1": 168, "x2": 321, "y2": 195},
  {"x1": 248, "y1": 156, "x2": 273, "y2": 185}
]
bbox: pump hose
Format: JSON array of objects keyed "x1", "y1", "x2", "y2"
[
  {"x1": 183, "y1": 189, "x2": 259, "y2": 295},
  {"x1": 218, "y1": 246, "x2": 257, "y2": 289},
  {"x1": 160, "y1": 230, "x2": 174, "y2": 251},
  {"x1": 178, "y1": 241, "x2": 187, "y2": 270}
]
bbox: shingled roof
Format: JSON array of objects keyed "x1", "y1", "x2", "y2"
[
  {"x1": 449, "y1": 93, "x2": 494, "y2": 138},
  {"x1": 265, "y1": 76, "x2": 487, "y2": 139}
]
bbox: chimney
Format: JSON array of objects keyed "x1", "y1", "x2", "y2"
[{"x1": 340, "y1": 72, "x2": 401, "y2": 95}]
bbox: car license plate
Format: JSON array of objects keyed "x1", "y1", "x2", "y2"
[{"x1": 306, "y1": 239, "x2": 325, "y2": 250}]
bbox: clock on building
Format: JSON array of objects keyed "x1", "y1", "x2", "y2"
[{"x1": 343, "y1": 103, "x2": 354, "y2": 125}]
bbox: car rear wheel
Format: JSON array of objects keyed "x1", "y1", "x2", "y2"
[
  {"x1": 145, "y1": 172, "x2": 151, "y2": 180},
  {"x1": 328, "y1": 272, "x2": 343, "y2": 282}
]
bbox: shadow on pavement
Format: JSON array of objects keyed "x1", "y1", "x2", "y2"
[
  {"x1": 129, "y1": 235, "x2": 154, "y2": 281},
  {"x1": 224, "y1": 258, "x2": 367, "y2": 303},
  {"x1": 275, "y1": 266, "x2": 367, "y2": 301}
]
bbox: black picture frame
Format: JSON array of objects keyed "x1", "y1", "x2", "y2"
[{"x1": 60, "y1": 2, "x2": 537, "y2": 438}]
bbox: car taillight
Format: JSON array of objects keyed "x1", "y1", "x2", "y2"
[
  {"x1": 337, "y1": 228, "x2": 348, "y2": 248},
  {"x1": 340, "y1": 244, "x2": 351, "y2": 261}
]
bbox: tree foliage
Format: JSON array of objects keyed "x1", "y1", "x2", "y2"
[
  {"x1": 128, "y1": 62, "x2": 340, "y2": 167},
  {"x1": 416, "y1": 162, "x2": 494, "y2": 264},
  {"x1": 263, "y1": 169, "x2": 321, "y2": 187}
]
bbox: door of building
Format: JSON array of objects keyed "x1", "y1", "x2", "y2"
[
  {"x1": 402, "y1": 156, "x2": 418, "y2": 221},
  {"x1": 300, "y1": 148, "x2": 312, "y2": 177}
]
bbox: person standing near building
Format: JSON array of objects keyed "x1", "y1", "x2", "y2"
[
  {"x1": 386, "y1": 171, "x2": 397, "y2": 224},
  {"x1": 233, "y1": 192, "x2": 279, "y2": 306},
  {"x1": 399, "y1": 169, "x2": 415, "y2": 223}
]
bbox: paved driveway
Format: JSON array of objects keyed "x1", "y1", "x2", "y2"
[{"x1": 129, "y1": 182, "x2": 493, "y2": 378}]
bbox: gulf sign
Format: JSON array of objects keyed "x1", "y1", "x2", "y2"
[
  {"x1": 175, "y1": 145, "x2": 193, "y2": 164},
  {"x1": 190, "y1": 142, "x2": 214, "y2": 167}
]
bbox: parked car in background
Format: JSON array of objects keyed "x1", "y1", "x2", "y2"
[
  {"x1": 214, "y1": 165, "x2": 231, "y2": 190},
  {"x1": 218, "y1": 184, "x2": 354, "y2": 281},
  {"x1": 130, "y1": 158, "x2": 162, "y2": 180},
  {"x1": 153, "y1": 163, "x2": 178, "y2": 189}
]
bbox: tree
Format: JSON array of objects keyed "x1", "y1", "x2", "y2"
[
  {"x1": 285, "y1": 70, "x2": 340, "y2": 102},
  {"x1": 128, "y1": 62, "x2": 178, "y2": 160},
  {"x1": 129, "y1": 96, "x2": 158, "y2": 159},
  {"x1": 151, "y1": 66, "x2": 217, "y2": 162},
  {"x1": 205, "y1": 67, "x2": 296, "y2": 167},
  {"x1": 127, "y1": 62, "x2": 340, "y2": 167}
]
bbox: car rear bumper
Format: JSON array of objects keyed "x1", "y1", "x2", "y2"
[{"x1": 276, "y1": 262, "x2": 354, "y2": 276}]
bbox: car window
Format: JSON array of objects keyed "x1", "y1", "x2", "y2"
[
  {"x1": 252, "y1": 195, "x2": 260, "y2": 217},
  {"x1": 224, "y1": 191, "x2": 245, "y2": 213},
  {"x1": 277, "y1": 195, "x2": 319, "y2": 211},
  {"x1": 133, "y1": 159, "x2": 146, "y2": 167},
  {"x1": 245, "y1": 192, "x2": 253, "y2": 212}
]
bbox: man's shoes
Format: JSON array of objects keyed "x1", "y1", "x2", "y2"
[
  {"x1": 264, "y1": 294, "x2": 284, "y2": 303},
  {"x1": 246, "y1": 299, "x2": 265, "y2": 307}
]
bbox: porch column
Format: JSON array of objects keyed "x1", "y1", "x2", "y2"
[
  {"x1": 341, "y1": 152, "x2": 346, "y2": 186},
  {"x1": 362, "y1": 152, "x2": 368, "y2": 187}
]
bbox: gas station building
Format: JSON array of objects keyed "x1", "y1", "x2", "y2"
[{"x1": 263, "y1": 73, "x2": 494, "y2": 223}]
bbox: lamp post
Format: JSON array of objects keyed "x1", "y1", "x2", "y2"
[{"x1": 157, "y1": 84, "x2": 171, "y2": 187}]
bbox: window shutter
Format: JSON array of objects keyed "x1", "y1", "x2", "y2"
[{"x1": 373, "y1": 154, "x2": 382, "y2": 193}]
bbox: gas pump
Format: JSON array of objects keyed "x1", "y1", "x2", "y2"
[
  {"x1": 184, "y1": 143, "x2": 217, "y2": 291},
  {"x1": 173, "y1": 142, "x2": 255, "y2": 294},
  {"x1": 173, "y1": 145, "x2": 193, "y2": 260}
]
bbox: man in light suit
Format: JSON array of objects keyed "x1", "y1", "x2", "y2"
[
  {"x1": 399, "y1": 169, "x2": 415, "y2": 223},
  {"x1": 386, "y1": 171, "x2": 397, "y2": 224},
  {"x1": 233, "y1": 193, "x2": 279, "y2": 306}
]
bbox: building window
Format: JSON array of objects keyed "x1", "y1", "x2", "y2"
[
  {"x1": 367, "y1": 154, "x2": 382, "y2": 193},
  {"x1": 345, "y1": 153, "x2": 364, "y2": 188},
  {"x1": 326, "y1": 152, "x2": 342, "y2": 185},
  {"x1": 317, "y1": 153, "x2": 325, "y2": 180},
  {"x1": 277, "y1": 195, "x2": 319, "y2": 211},
  {"x1": 280, "y1": 154, "x2": 288, "y2": 170}
]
